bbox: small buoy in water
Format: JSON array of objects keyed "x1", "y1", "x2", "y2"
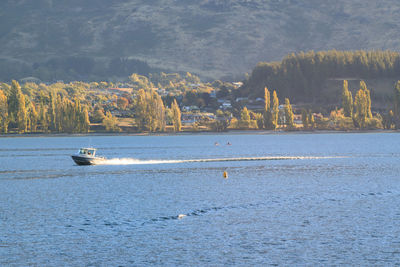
[
  {"x1": 227, "y1": 142, "x2": 231, "y2": 146},
  {"x1": 178, "y1": 214, "x2": 186, "y2": 219},
  {"x1": 223, "y1": 171, "x2": 228, "y2": 179},
  {"x1": 215, "y1": 142, "x2": 219, "y2": 146}
]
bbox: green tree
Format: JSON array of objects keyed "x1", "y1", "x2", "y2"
[
  {"x1": 271, "y1": 90, "x2": 279, "y2": 129},
  {"x1": 342, "y1": 80, "x2": 353, "y2": 117},
  {"x1": 284, "y1": 98, "x2": 294, "y2": 129}
]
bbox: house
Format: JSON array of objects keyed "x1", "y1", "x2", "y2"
[
  {"x1": 107, "y1": 88, "x2": 133, "y2": 95},
  {"x1": 210, "y1": 90, "x2": 217, "y2": 98},
  {"x1": 182, "y1": 106, "x2": 200, "y2": 112},
  {"x1": 181, "y1": 113, "x2": 215, "y2": 125},
  {"x1": 20, "y1": 77, "x2": 42, "y2": 84},
  {"x1": 236, "y1": 97, "x2": 249, "y2": 102},
  {"x1": 220, "y1": 100, "x2": 232, "y2": 110},
  {"x1": 232, "y1": 82, "x2": 243, "y2": 88}
]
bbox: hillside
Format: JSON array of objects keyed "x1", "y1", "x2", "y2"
[
  {"x1": 2, "y1": 0, "x2": 400, "y2": 81},
  {"x1": 239, "y1": 50, "x2": 400, "y2": 110}
]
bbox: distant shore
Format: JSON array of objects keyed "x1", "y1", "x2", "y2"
[{"x1": 0, "y1": 129, "x2": 398, "y2": 138}]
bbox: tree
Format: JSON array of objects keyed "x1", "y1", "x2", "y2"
[
  {"x1": 154, "y1": 92, "x2": 165, "y2": 131},
  {"x1": 342, "y1": 80, "x2": 353, "y2": 117},
  {"x1": 38, "y1": 103, "x2": 49, "y2": 132},
  {"x1": 117, "y1": 96, "x2": 129, "y2": 110},
  {"x1": 102, "y1": 111, "x2": 120, "y2": 132},
  {"x1": 28, "y1": 102, "x2": 38, "y2": 132},
  {"x1": 263, "y1": 87, "x2": 273, "y2": 129},
  {"x1": 239, "y1": 107, "x2": 251, "y2": 129},
  {"x1": 0, "y1": 90, "x2": 8, "y2": 133},
  {"x1": 394, "y1": 81, "x2": 400, "y2": 129},
  {"x1": 8, "y1": 80, "x2": 27, "y2": 132},
  {"x1": 171, "y1": 99, "x2": 181, "y2": 132},
  {"x1": 360, "y1": 80, "x2": 372, "y2": 118},
  {"x1": 16, "y1": 91, "x2": 27, "y2": 133},
  {"x1": 353, "y1": 89, "x2": 368, "y2": 129},
  {"x1": 134, "y1": 89, "x2": 165, "y2": 132},
  {"x1": 271, "y1": 90, "x2": 279, "y2": 129},
  {"x1": 308, "y1": 110, "x2": 315, "y2": 129},
  {"x1": 135, "y1": 89, "x2": 148, "y2": 131},
  {"x1": 255, "y1": 113, "x2": 264, "y2": 129},
  {"x1": 48, "y1": 91, "x2": 57, "y2": 132},
  {"x1": 92, "y1": 106, "x2": 106, "y2": 123},
  {"x1": 383, "y1": 110, "x2": 394, "y2": 129},
  {"x1": 82, "y1": 107, "x2": 90, "y2": 133},
  {"x1": 284, "y1": 98, "x2": 294, "y2": 129},
  {"x1": 301, "y1": 109, "x2": 309, "y2": 129}
]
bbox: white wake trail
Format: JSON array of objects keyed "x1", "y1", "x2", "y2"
[{"x1": 94, "y1": 156, "x2": 341, "y2": 166}]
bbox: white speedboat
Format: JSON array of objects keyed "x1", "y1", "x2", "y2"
[{"x1": 71, "y1": 148, "x2": 105, "y2": 165}]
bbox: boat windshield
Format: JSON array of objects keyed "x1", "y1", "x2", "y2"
[{"x1": 79, "y1": 149, "x2": 96, "y2": 156}]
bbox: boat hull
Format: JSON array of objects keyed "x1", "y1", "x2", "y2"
[{"x1": 71, "y1": 155, "x2": 100, "y2": 165}]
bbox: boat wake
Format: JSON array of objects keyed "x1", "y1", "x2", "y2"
[{"x1": 94, "y1": 156, "x2": 340, "y2": 165}]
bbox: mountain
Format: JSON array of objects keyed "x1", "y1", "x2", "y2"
[{"x1": 1, "y1": 0, "x2": 400, "y2": 81}]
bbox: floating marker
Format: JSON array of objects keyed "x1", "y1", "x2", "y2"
[
  {"x1": 223, "y1": 171, "x2": 228, "y2": 179},
  {"x1": 178, "y1": 214, "x2": 186, "y2": 219}
]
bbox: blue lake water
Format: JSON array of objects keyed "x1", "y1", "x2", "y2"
[{"x1": 1, "y1": 132, "x2": 400, "y2": 266}]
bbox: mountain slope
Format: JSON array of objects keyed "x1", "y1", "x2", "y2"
[{"x1": 1, "y1": 0, "x2": 400, "y2": 81}]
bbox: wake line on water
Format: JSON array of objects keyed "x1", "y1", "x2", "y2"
[{"x1": 94, "y1": 156, "x2": 341, "y2": 165}]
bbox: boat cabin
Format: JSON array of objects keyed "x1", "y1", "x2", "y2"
[{"x1": 78, "y1": 148, "x2": 96, "y2": 157}]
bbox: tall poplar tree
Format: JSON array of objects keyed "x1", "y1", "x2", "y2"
[
  {"x1": 134, "y1": 89, "x2": 165, "y2": 132},
  {"x1": 48, "y1": 91, "x2": 57, "y2": 132},
  {"x1": 28, "y1": 102, "x2": 38, "y2": 132},
  {"x1": 271, "y1": 90, "x2": 279, "y2": 129},
  {"x1": 240, "y1": 107, "x2": 251, "y2": 129},
  {"x1": 284, "y1": 98, "x2": 294, "y2": 129},
  {"x1": 342, "y1": 80, "x2": 353, "y2": 117},
  {"x1": 354, "y1": 89, "x2": 368, "y2": 129},
  {"x1": 171, "y1": 99, "x2": 181, "y2": 132},
  {"x1": 38, "y1": 103, "x2": 49, "y2": 132},
  {"x1": 135, "y1": 89, "x2": 148, "y2": 131},
  {"x1": 360, "y1": 80, "x2": 372, "y2": 118},
  {"x1": 8, "y1": 80, "x2": 27, "y2": 131},
  {"x1": 301, "y1": 109, "x2": 309, "y2": 129},
  {"x1": 308, "y1": 110, "x2": 315, "y2": 129},
  {"x1": 263, "y1": 87, "x2": 273, "y2": 129}
]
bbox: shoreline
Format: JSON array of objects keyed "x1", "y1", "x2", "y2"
[{"x1": 0, "y1": 129, "x2": 398, "y2": 138}]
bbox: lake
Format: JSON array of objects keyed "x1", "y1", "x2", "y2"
[{"x1": 1, "y1": 132, "x2": 400, "y2": 266}]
